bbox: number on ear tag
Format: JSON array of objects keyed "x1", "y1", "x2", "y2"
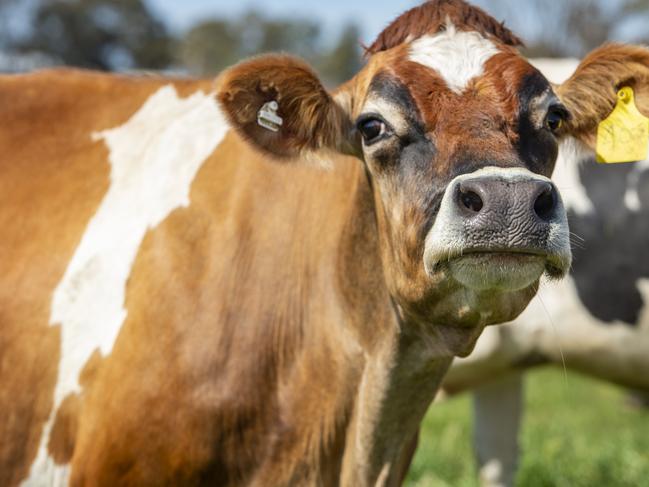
[{"x1": 596, "y1": 87, "x2": 649, "y2": 164}]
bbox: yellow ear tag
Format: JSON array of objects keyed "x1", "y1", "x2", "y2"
[{"x1": 596, "y1": 87, "x2": 649, "y2": 164}]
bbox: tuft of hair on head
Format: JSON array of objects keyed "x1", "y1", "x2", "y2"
[
  {"x1": 216, "y1": 54, "x2": 353, "y2": 160},
  {"x1": 365, "y1": 0, "x2": 523, "y2": 57}
]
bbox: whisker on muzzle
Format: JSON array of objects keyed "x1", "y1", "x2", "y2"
[
  {"x1": 535, "y1": 281, "x2": 569, "y2": 388},
  {"x1": 569, "y1": 238, "x2": 585, "y2": 250},
  {"x1": 569, "y1": 231, "x2": 586, "y2": 250},
  {"x1": 569, "y1": 231, "x2": 585, "y2": 242}
]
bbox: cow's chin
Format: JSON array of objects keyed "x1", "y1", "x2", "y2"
[{"x1": 447, "y1": 252, "x2": 546, "y2": 292}]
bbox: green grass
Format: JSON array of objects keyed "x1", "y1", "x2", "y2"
[{"x1": 406, "y1": 368, "x2": 649, "y2": 487}]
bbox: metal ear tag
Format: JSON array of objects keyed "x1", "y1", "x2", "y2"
[{"x1": 257, "y1": 101, "x2": 283, "y2": 132}]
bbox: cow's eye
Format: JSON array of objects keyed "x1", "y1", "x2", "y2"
[
  {"x1": 358, "y1": 117, "x2": 388, "y2": 144},
  {"x1": 545, "y1": 106, "x2": 568, "y2": 133}
]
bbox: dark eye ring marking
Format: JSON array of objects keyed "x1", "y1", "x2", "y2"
[
  {"x1": 356, "y1": 113, "x2": 393, "y2": 146},
  {"x1": 545, "y1": 104, "x2": 570, "y2": 134}
]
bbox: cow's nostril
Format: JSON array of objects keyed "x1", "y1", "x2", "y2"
[
  {"x1": 460, "y1": 189, "x2": 484, "y2": 213},
  {"x1": 534, "y1": 186, "x2": 556, "y2": 221}
]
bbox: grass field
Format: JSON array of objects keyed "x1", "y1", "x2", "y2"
[{"x1": 406, "y1": 368, "x2": 649, "y2": 487}]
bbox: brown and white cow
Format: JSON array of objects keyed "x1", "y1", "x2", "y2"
[
  {"x1": 442, "y1": 56, "x2": 649, "y2": 487},
  {"x1": 1, "y1": 1, "x2": 647, "y2": 485}
]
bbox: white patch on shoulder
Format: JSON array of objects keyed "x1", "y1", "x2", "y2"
[
  {"x1": 23, "y1": 85, "x2": 229, "y2": 486},
  {"x1": 409, "y1": 22, "x2": 499, "y2": 94},
  {"x1": 624, "y1": 157, "x2": 649, "y2": 212}
]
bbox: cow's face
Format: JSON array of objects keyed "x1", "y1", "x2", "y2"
[
  {"x1": 218, "y1": 0, "x2": 649, "y2": 339},
  {"x1": 348, "y1": 21, "x2": 571, "y2": 328}
]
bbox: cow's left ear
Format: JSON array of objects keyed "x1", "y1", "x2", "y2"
[
  {"x1": 556, "y1": 43, "x2": 649, "y2": 157},
  {"x1": 217, "y1": 55, "x2": 355, "y2": 160}
]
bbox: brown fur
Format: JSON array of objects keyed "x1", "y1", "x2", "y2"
[
  {"x1": 365, "y1": 0, "x2": 523, "y2": 56},
  {"x1": 0, "y1": 69, "x2": 125, "y2": 486}
]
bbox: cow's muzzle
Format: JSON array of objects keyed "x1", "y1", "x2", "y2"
[{"x1": 424, "y1": 167, "x2": 571, "y2": 291}]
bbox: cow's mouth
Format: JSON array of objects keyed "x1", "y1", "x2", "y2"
[
  {"x1": 422, "y1": 167, "x2": 573, "y2": 293},
  {"x1": 431, "y1": 249, "x2": 569, "y2": 292}
]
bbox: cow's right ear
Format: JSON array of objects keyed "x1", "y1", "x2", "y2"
[
  {"x1": 216, "y1": 55, "x2": 356, "y2": 160},
  {"x1": 556, "y1": 43, "x2": 649, "y2": 159}
]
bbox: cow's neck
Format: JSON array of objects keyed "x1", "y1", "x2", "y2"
[
  {"x1": 339, "y1": 327, "x2": 452, "y2": 486},
  {"x1": 335, "y1": 162, "x2": 456, "y2": 486},
  {"x1": 205, "y1": 133, "x2": 461, "y2": 485}
]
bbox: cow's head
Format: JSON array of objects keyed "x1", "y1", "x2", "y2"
[{"x1": 217, "y1": 0, "x2": 649, "y2": 338}]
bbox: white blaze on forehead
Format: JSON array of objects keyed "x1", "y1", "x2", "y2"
[
  {"x1": 24, "y1": 85, "x2": 229, "y2": 486},
  {"x1": 409, "y1": 22, "x2": 499, "y2": 94}
]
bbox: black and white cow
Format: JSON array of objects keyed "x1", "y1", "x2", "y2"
[{"x1": 441, "y1": 58, "x2": 649, "y2": 487}]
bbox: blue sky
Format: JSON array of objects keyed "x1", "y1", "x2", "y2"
[
  {"x1": 143, "y1": 0, "x2": 643, "y2": 49},
  {"x1": 145, "y1": 0, "x2": 429, "y2": 43},
  {"x1": 141, "y1": 1, "x2": 551, "y2": 48}
]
